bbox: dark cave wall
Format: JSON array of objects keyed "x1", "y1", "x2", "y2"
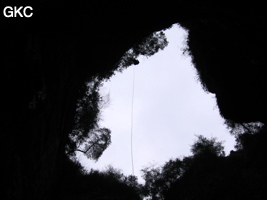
[
  {"x1": 178, "y1": 3, "x2": 267, "y2": 124},
  {"x1": 2, "y1": 1, "x2": 267, "y2": 199},
  {"x1": 1, "y1": 2, "x2": 180, "y2": 199},
  {"x1": 2, "y1": 31, "x2": 82, "y2": 199}
]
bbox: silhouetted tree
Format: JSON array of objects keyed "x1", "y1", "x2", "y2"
[
  {"x1": 225, "y1": 119, "x2": 264, "y2": 136},
  {"x1": 54, "y1": 162, "x2": 142, "y2": 199},
  {"x1": 191, "y1": 135, "x2": 225, "y2": 157},
  {"x1": 117, "y1": 31, "x2": 168, "y2": 70},
  {"x1": 141, "y1": 159, "x2": 185, "y2": 200},
  {"x1": 64, "y1": 79, "x2": 111, "y2": 161},
  {"x1": 141, "y1": 164, "x2": 162, "y2": 200},
  {"x1": 86, "y1": 166, "x2": 142, "y2": 200},
  {"x1": 141, "y1": 136, "x2": 226, "y2": 200},
  {"x1": 73, "y1": 128, "x2": 111, "y2": 160}
]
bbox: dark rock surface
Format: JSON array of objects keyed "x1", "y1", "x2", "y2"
[{"x1": 1, "y1": 1, "x2": 267, "y2": 199}]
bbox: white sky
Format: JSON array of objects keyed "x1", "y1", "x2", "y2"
[{"x1": 77, "y1": 24, "x2": 236, "y2": 184}]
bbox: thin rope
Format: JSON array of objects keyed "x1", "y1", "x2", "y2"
[{"x1": 130, "y1": 66, "x2": 135, "y2": 176}]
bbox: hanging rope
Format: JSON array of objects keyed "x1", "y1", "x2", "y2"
[{"x1": 130, "y1": 66, "x2": 135, "y2": 176}]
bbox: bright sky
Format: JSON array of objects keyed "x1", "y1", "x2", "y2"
[{"x1": 77, "y1": 24, "x2": 236, "y2": 184}]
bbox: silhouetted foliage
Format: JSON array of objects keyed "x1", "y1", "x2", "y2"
[
  {"x1": 141, "y1": 164, "x2": 162, "y2": 200},
  {"x1": 223, "y1": 119, "x2": 265, "y2": 150},
  {"x1": 65, "y1": 79, "x2": 111, "y2": 161},
  {"x1": 225, "y1": 119, "x2": 264, "y2": 136},
  {"x1": 102, "y1": 165, "x2": 142, "y2": 193},
  {"x1": 141, "y1": 136, "x2": 225, "y2": 200},
  {"x1": 139, "y1": 130, "x2": 267, "y2": 200},
  {"x1": 3, "y1": 1, "x2": 267, "y2": 199},
  {"x1": 117, "y1": 31, "x2": 168, "y2": 70},
  {"x1": 191, "y1": 135, "x2": 225, "y2": 157},
  {"x1": 141, "y1": 159, "x2": 184, "y2": 200},
  {"x1": 74, "y1": 128, "x2": 111, "y2": 160},
  {"x1": 55, "y1": 163, "x2": 142, "y2": 200}
]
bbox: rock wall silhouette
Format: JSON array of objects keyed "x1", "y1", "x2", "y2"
[{"x1": 1, "y1": 1, "x2": 267, "y2": 199}]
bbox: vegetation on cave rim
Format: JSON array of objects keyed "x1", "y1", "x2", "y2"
[
  {"x1": 65, "y1": 30, "x2": 168, "y2": 162},
  {"x1": 139, "y1": 125, "x2": 267, "y2": 200},
  {"x1": 58, "y1": 123, "x2": 267, "y2": 200},
  {"x1": 2, "y1": 1, "x2": 267, "y2": 199}
]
